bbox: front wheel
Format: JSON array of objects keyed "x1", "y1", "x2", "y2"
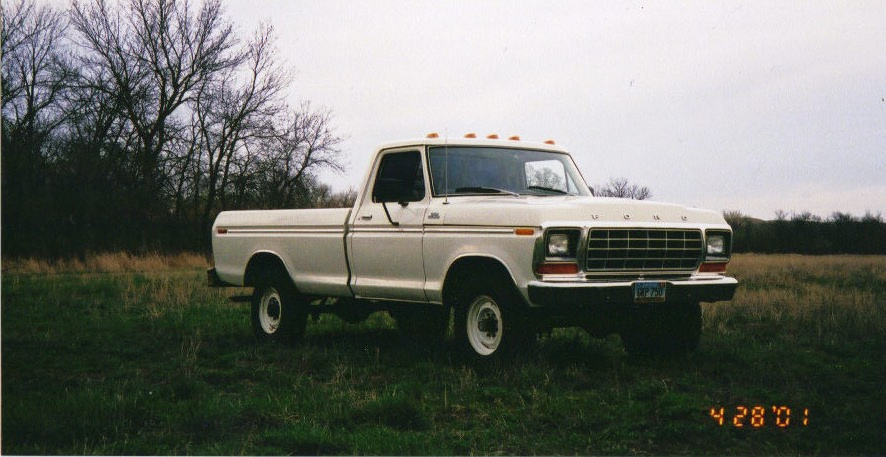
[
  {"x1": 463, "y1": 295, "x2": 504, "y2": 356},
  {"x1": 455, "y1": 278, "x2": 530, "y2": 359},
  {"x1": 251, "y1": 272, "x2": 307, "y2": 344}
]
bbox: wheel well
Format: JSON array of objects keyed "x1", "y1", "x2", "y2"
[
  {"x1": 244, "y1": 253, "x2": 288, "y2": 287},
  {"x1": 442, "y1": 256, "x2": 521, "y2": 309}
]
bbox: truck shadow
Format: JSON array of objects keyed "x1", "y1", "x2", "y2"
[{"x1": 299, "y1": 322, "x2": 625, "y2": 370}]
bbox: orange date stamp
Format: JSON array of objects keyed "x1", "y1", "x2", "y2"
[{"x1": 709, "y1": 406, "x2": 809, "y2": 428}]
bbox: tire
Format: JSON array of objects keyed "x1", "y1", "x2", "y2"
[
  {"x1": 454, "y1": 276, "x2": 530, "y2": 359},
  {"x1": 392, "y1": 305, "x2": 449, "y2": 341},
  {"x1": 251, "y1": 271, "x2": 307, "y2": 344},
  {"x1": 620, "y1": 301, "x2": 701, "y2": 356}
]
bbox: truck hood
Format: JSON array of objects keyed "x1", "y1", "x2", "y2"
[{"x1": 439, "y1": 196, "x2": 728, "y2": 227}]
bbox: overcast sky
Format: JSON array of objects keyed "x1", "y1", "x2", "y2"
[{"x1": 226, "y1": 1, "x2": 885, "y2": 220}]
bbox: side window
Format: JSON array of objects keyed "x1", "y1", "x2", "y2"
[{"x1": 372, "y1": 151, "x2": 425, "y2": 203}]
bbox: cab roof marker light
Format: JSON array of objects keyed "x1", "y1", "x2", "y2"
[
  {"x1": 464, "y1": 133, "x2": 476, "y2": 138},
  {"x1": 509, "y1": 135, "x2": 521, "y2": 141},
  {"x1": 486, "y1": 134, "x2": 499, "y2": 139},
  {"x1": 544, "y1": 139, "x2": 556, "y2": 145},
  {"x1": 426, "y1": 132, "x2": 439, "y2": 138}
]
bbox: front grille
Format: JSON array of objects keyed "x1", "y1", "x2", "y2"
[
  {"x1": 583, "y1": 272, "x2": 696, "y2": 282},
  {"x1": 586, "y1": 229, "x2": 703, "y2": 272}
]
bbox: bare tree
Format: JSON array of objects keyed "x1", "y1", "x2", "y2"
[
  {"x1": 255, "y1": 104, "x2": 344, "y2": 208},
  {"x1": 317, "y1": 187, "x2": 358, "y2": 208},
  {"x1": 70, "y1": 0, "x2": 242, "y2": 202},
  {"x1": 774, "y1": 209, "x2": 788, "y2": 221},
  {"x1": 861, "y1": 211, "x2": 883, "y2": 223},
  {"x1": 1, "y1": 0, "x2": 78, "y2": 255},
  {"x1": 791, "y1": 211, "x2": 821, "y2": 223},
  {"x1": 593, "y1": 177, "x2": 652, "y2": 200},
  {"x1": 1, "y1": 0, "x2": 74, "y2": 153},
  {"x1": 830, "y1": 212, "x2": 856, "y2": 224},
  {"x1": 181, "y1": 23, "x2": 289, "y2": 232},
  {"x1": 2, "y1": 0, "x2": 348, "y2": 254}
]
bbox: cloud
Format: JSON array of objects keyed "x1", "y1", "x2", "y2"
[{"x1": 229, "y1": 1, "x2": 886, "y2": 218}]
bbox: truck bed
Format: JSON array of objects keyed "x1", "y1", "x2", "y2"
[{"x1": 212, "y1": 208, "x2": 353, "y2": 296}]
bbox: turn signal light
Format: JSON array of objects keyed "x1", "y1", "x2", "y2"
[
  {"x1": 699, "y1": 262, "x2": 727, "y2": 273},
  {"x1": 536, "y1": 262, "x2": 579, "y2": 275}
]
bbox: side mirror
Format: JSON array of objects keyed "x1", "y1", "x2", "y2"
[{"x1": 373, "y1": 178, "x2": 410, "y2": 205}]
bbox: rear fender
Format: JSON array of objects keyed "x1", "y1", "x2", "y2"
[{"x1": 244, "y1": 251, "x2": 293, "y2": 288}]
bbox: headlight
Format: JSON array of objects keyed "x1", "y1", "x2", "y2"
[
  {"x1": 706, "y1": 232, "x2": 730, "y2": 257},
  {"x1": 545, "y1": 229, "x2": 581, "y2": 258},
  {"x1": 548, "y1": 233, "x2": 570, "y2": 256}
]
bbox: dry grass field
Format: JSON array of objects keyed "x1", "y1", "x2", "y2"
[
  {"x1": 2, "y1": 253, "x2": 884, "y2": 454},
  {"x1": 2, "y1": 251, "x2": 210, "y2": 275},
  {"x1": 711, "y1": 254, "x2": 884, "y2": 344}
]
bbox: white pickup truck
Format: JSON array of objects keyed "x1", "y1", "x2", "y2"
[{"x1": 209, "y1": 134, "x2": 737, "y2": 358}]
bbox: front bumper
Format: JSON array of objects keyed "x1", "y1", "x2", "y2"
[{"x1": 527, "y1": 276, "x2": 738, "y2": 308}]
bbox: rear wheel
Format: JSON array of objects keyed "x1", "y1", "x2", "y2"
[
  {"x1": 251, "y1": 271, "x2": 307, "y2": 344},
  {"x1": 620, "y1": 302, "x2": 701, "y2": 355}
]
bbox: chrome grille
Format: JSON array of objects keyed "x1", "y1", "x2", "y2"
[{"x1": 586, "y1": 229, "x2": 703, "y2": 272}]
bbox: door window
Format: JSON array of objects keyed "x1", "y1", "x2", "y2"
[{"x1": 372, "y1": 151, "x2": 425, "y2": 203}]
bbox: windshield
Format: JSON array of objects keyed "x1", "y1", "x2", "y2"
[{"x1": 428, "y1": 146, "x2": 591, "y2": 197}]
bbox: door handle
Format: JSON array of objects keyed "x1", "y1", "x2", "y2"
[{"x1": 360, "y1": 214, "x2": 373, "y2": 221}]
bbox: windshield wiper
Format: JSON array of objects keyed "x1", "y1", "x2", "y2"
[
  {"x1": 453, "y1": 186, "x2": 520, "y2": 197},
  {"x1": 526, "y1": 185, "x2": 569, "y2": 195}
]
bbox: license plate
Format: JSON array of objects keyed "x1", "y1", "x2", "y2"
[{"x1": 634, "y1": 281, "x2": 667, "y2": 303}]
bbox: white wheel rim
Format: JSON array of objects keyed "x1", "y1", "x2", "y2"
[
  {"x1": 466, "y1": 295, "x2": 502, "y2": 356},
  {"x1": 259, "y1": 287, "x2": 282, "y2": 334}
]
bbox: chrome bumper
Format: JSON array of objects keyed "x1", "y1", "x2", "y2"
[{"x1": 527, "y1": 276, "x2": 738, "y2": 307}]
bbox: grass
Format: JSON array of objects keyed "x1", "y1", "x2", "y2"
[{"x1": 2, "y1": 253, "x2": 884, "y2": 454}]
